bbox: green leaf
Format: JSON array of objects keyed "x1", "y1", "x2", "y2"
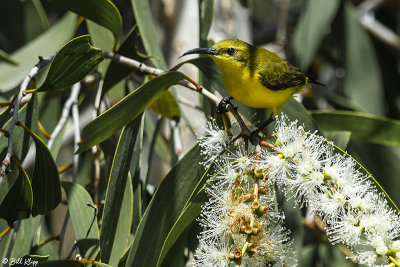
[
  {"x1": 24, "y1": 0, "x2": 49, "y2": 42},
  {"x1": 131, "y1": 0, "x2": 167, "y2": 69},
  {"x1": 11, "y1": 219, "x2": 35, "y2": 258},
  {"x1": 149, "y1": 90, "x2": 181, "y2": 120},
  {"x1": 47, "y1": 0, "x2": 122, "y2": 39},
  {"x1": 279, "y1": 99, "x2": 319, "y2": 132},
  {"x1": 324, "y1": 131, "x2": 351, "y2": 150},
  {"x1": 38, "y1": 35, "x2": 103, "y2": 91},
  {"x1": 126, "y1": 145, "x2": 205, "y2": 267},
  {"x1": 157, "y1": 178, "x2": 209, "y2": 266},
  {"x1": 0, "y1": 160, "x2": 33, "y2": 226},
  {"x1": 20, "y1": 123, "x2": 61, "y2": 216},
  {"x1": 0, "y1": 94, "x2": 39, "y2": 163},
  {"x1": 0, "y1": 49, "x2": 18, "y2": 65},
  {"x1": 348, "y1": 142, "x2": 400, "y2": 208},
  {"x1": 312, "y1": 111, "x2": 400, "y2": 146},
  {"x1": 100, "y1": 116, "x2": 141, "y2": 266},
  {"x1": 199, "y1": 0, "x2": 214, "y2": 45},
  {"x1": 61, "y1": 182, "x2": 99, "y2": 258},
  {"x1": 103, "y1": 25, "x2": 145, "y2": 95},
  {"x1": 0, "y1": 12, "x2": 77, "y2": 92},
  {"x1": 343, "y1": 2, "x2": 384, "y2": 115},
  {"x1": 291, "y1": 0, "x2": 340, "y2": 70},
  {"x1": 86, "y1": 20, "x2": 114, "y2": 75},
  {"x1": 77, "y1": 71, "x2": 187, "y2": 153}
]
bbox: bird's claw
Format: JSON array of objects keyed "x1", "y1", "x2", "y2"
[{"x1": 217, "y1": 96, "x2": 234, "y2": 114}]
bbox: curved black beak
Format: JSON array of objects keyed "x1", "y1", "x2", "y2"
[{"x1": 179, "y1": 47, "x2": 218, "y2": 58}]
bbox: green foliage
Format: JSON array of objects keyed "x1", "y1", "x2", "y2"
[
  {"x1": 39, "y1": 35, "x2": 104, "y2": 92},
  {"x1": 0, "y1": 1, "x2": 399, "y2": 266}
]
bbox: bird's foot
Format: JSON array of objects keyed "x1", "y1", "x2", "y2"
[
  {"x1": 248, "y1": 130, "x2": 262, "y2": 146},
  {"x1": 217, "y1": 96, "x2": 234, "y2": 114}
]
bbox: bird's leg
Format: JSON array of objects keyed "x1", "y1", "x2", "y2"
[
  {"x1": 217, "y1": 96, "x2": 234, "y2": 114},
  {"x1": 248, "y1": 114, "x2": 274, "y2": 145}
]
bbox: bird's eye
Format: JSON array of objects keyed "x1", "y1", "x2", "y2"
[{"x1": 226, "y1": 47, "x2": 236, "y2": 55}]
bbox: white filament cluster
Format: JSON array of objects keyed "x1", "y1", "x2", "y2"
[{"x1": 194, "y1": 115, "x2": 400, "y2": 267}]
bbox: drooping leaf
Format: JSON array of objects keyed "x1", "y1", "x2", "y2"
[
  {"x1": 312, "y1": 111, "x2": 400, "y2": 146},
  {"x1": 0, "y1": 159, "x2": 33, "y2": 226},
  {"x1": 20, "y1": 123, "x2": 61, "y2": 216},
  {"x1": 126, "y1": 145, "x2": 205, "y2": 267},
  {"x1": 131, "y1": 0, "x2": 167, "y2": 69},
  {"x1": 100, "y1": 116, "x2": 141, "y2": 266},
  {"x1": 291, "y1": 0, "x2": 340, "y2": 70},
  {"x1": 0, "y1": 49, "x2": 18, "y2": 65},
  {"x1": 149, "y1": 90, "x2": 181, "y2": 120},
  {"x1": 38, "y1": 35, "x2": 103, "y2": 91},
  {"x1": 343, "y1": 2, "x2": 384, "y2": 115},
  {"x1": 61, "y1": 182, "x2": 99, "y2": 258},
  {"x1": 47, "y1": 0, "x2": 122, "y2": 39},
  {"x1": 0, "y1": 12, "x2": 77, "y2": 92},
  {"x1": 77, "y1": 71, "x2": 187, "y2": 153}
]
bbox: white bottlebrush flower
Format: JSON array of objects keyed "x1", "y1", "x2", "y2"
[
  {"x1": 263, "y1": 115, "x2": 400, "y2": 267},
  {"x1": 195, "y1": 114, "x2": 400, "y2": 267},
  {"x1": 198, "y1": 119, "x2": 232, "y2": 167}
]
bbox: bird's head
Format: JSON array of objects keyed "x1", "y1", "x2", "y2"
[{"x1": 180, "y1": 39, "x2": 254, "y2": 66}]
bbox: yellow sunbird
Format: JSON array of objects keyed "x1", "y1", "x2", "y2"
[{"x1": 181, "y1": 39, "x2": 320, "y2": 142}]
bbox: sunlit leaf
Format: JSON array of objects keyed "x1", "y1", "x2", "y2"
[
  {"x1": 77, "y1": 71, "x2": 187, "y2": 153},
  {"x1": 126, "y1": 145, "x2": 205, "y2": 267},
  {"x1": 61, "y1": 182, "x2": 99, "y2": 258},
  {"x1": 100, "y1": 116, "x2": 141, "y2": 266},
  {"x1": 157, "y1": 172, "x2": 209, "y2": 267},
  {"x1": 38, "y1": 35, "x2": 103, "y2": 91}
]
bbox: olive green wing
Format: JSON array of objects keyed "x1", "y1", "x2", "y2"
[{"x1": 257, "y1": 58, "x2": 307, "y2": 91}]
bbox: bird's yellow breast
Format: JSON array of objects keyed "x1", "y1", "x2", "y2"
[{"x1": 211, "y1": 56, "x2": 302, "y2": 115}]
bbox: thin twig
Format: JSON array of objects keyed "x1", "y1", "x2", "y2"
[
  {"x1": 58, "y1": 82, "x2": 81, "y2": 258},
  {"x1": 71, "y1": 83, "x2": 81, "y2": 183},
  {"x1": 91, "y1": 80, "x2": 103, "y2": 204},
  {"x1": 357, "y1": 0, "x2": 400, "y2": 50},
  {"x1": 170, "y1": 120, "x2": 183, "y2": 159},
  {"x1": 102, "y1": 51, "x2": 253, "y2": 137},
  {"x1": 47, "y1": 83, "x2": 81, "y2": 150},
  {"x1": 0, "y1": 56, "x2": 53, "y2": 187}
]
